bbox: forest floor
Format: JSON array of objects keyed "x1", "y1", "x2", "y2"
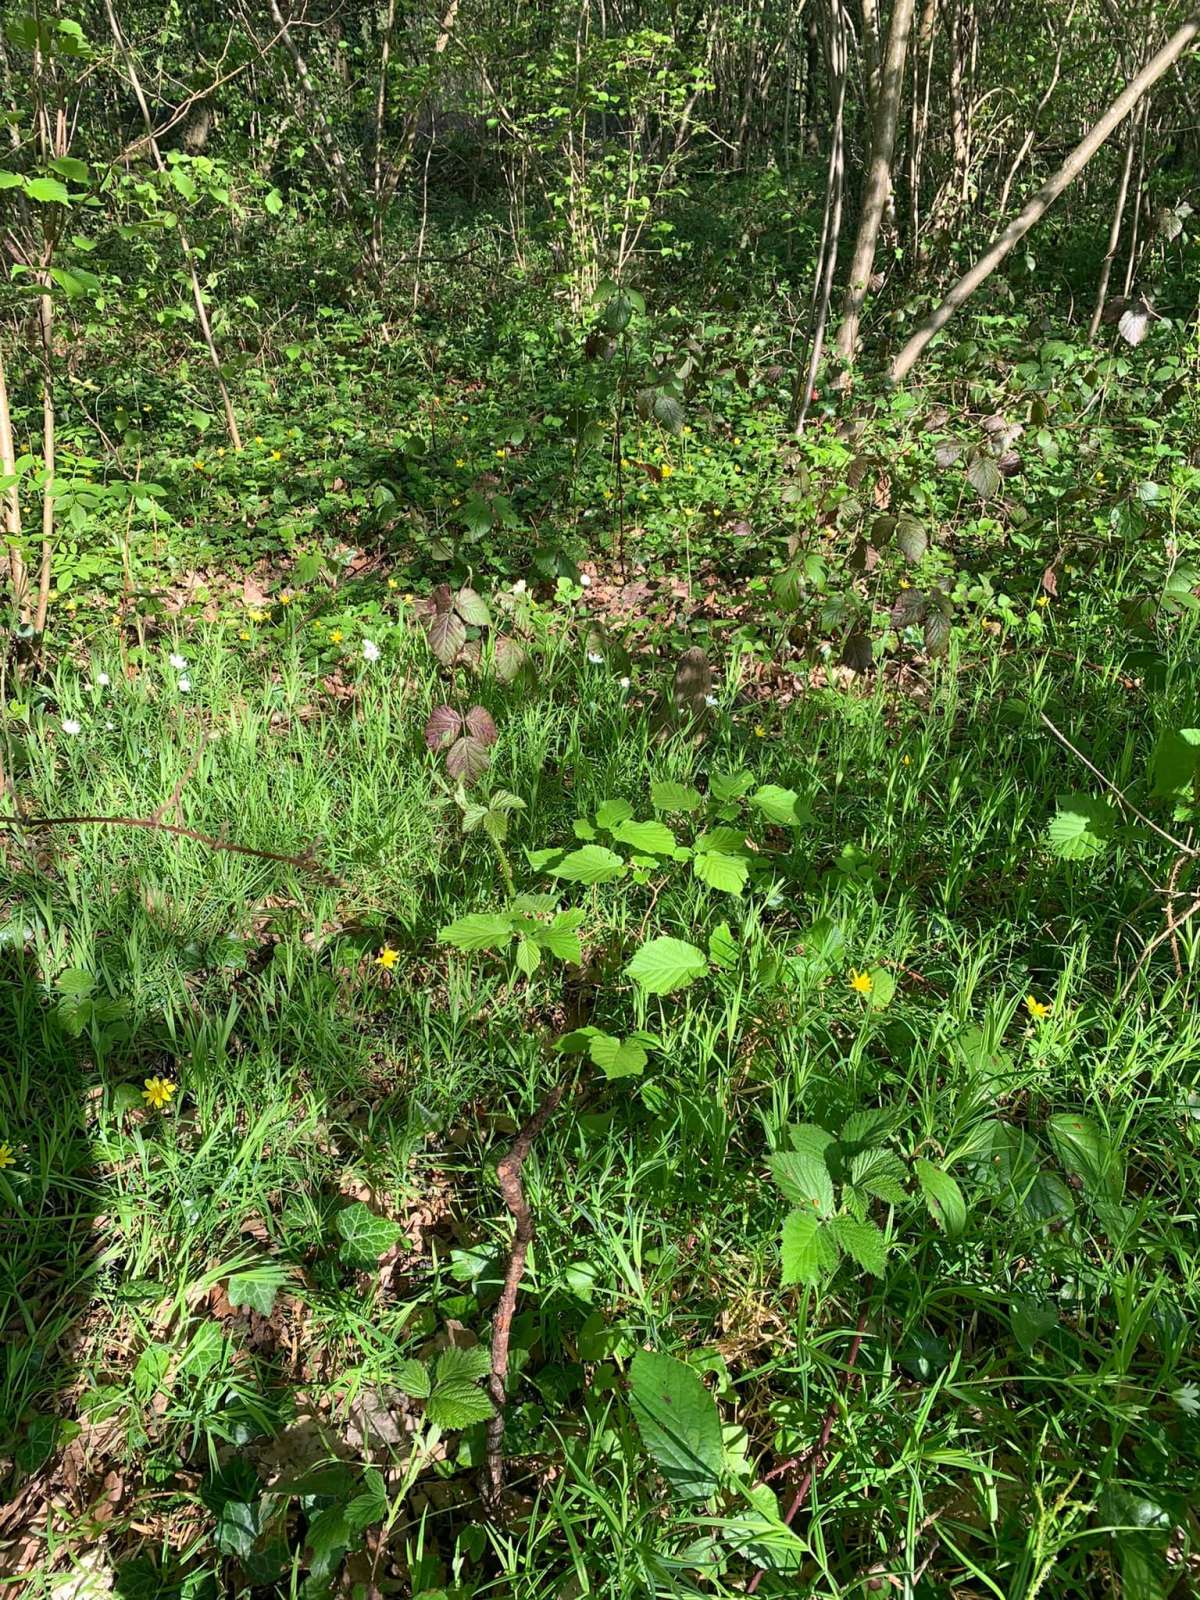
[{"x1": 3, "y1": 210, "x2": 1200, "y2": 1597}]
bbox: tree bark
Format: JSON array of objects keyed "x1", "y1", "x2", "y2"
[
  {"x1": 891, "y1": 11, "x2": 1200, "y2": 384},
  {"x1": 834, "y1": 0, "x2": 917, "y2": 365},
  {"x1": 1088, "y1": 119, "x2": 1137, "y2": 340},
  {"x1": 0, "y1": 337, "x2": 28, "y2": 621}
]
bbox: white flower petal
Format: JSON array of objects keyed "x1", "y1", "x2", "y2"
[
  {"x1": 177, "y1": 676, "x2": 191, "y2": 692},
  {"x1": 96, "y1": 672, "x2": 110, "y2": 687},
  {"x1": 61, "y1": 719, "x2": 81, "y2": 736},
  {"x1": 168, "y1": 653, "x2": 187, "y2": 670},
  {"x1": 362, "y1": 638, "x2": 381, "y2": 662}
]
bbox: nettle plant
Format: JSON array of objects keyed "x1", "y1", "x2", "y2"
[{"x1": 767, "y1": 1111, "x2": 966, "y2": 1287}]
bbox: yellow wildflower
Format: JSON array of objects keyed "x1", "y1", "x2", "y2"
[
  {"x1": 376, "y1": 945, "x2": 399, "y2": 971},
  {"x1": 1025, "y1": 994, "x2": 1051, "y2": 1021},
  {"x1": 271, "y1": 449, "x2": 282, "y2": 461},
  {"x1": 754, "y1": 725, "x2": 766, "y2": 737},
  {"x1": 255, "y1": 435, "x2": 263, "y2": 445},
  {"x1": 495, "y1": 448, "x2": 507, "y2": 459},
  {"x1": 899, "y1": 578, "x2": 911, "y2": 590},
  {"x1": 660, "y1": 464, "x2": 673, "y2": 479},
  {"x1": 1036, "y1": 595, "x2": 1050, "y2": 607},
  {"x1": 279, "y1": 593, "x2": 293, "y2": 606},
  {"x1": 217, "y1": 447, "x2": 226, "y2": 457},
  {"x1": 456, "y1": 457, "x2": 466, "y2": 467},
  {"x1": 0, "y1": 1142, "x2": 15, "y2": 1170},
  {"x1": 193, "y1": 459, "x2": 205, "y2": 471},
  {"x1": 387, "y1": 578, "x2": 398, "y2": 589},
  {"x1": 849, "y1": 969, "x2": 873, "y2": 996},
  {"x1": 142, "y1": 1076, "x2": 176, "y2": 1110},
  {"x1": 329, "y1": 629, "x2": 343, "y2": 644},
  {"x1": 238, "y1": 629, "x2": 250, "y2": 641}
]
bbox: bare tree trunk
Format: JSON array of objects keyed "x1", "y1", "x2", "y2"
[
  {"x1": 104, "y1": 0, "x2": 243, "y2": 450},
  {"x1": 370, "y1": 0, "x2": 397, "y2": 270},
  {"x1": 860, "y1": 0, "x2": 882, "y2": 116},
  {"x1": 1088, "y1": 120, "x2": 1137, "y2": 340},
  {"x1": 792, "y1": 0, "x2": 850, "y2": 431},
  {"x1": 265, "y1": 0, "x2": 356, "y2": 217},
  {"x1": 0, "y1": 337, "x2": 27, "y2": 621},
  {"x1": 891, "y1": 12, "x2": 1200, "y2": 384},
  {"x1": 834, "y1": 0, "x2": 917, "y2": 365},
  {"x1": 1120, "y1": 94, "x2": 1151, "y2": 296},
  {"x1": 34, "y1": 278, "x2": 54, "y2": 634}
]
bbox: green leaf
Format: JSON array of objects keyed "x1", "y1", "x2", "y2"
[
  {"x1": 650, "y1": 780, "x2": 702, "y2": 813},
  {"x1": 201, "y1": 1461, "x2": 262, "y2": 1559},
  {"x1": 780, "y1": 1209, "x2": 837, "y2": 1286},
  {"x1": 626, "y1": 935, "x2": 707, "y2": 995},
  {"x1": 966, "y1": 454, "x2": 1002, "y2": 499},
  {"x1": 56, "y1": 966, "x2": 95, "y2": 995},
  {"x1": 827, "y1": 1215, "x2": 887, "y2": 1275},
  {"x1": 767, "y1": 1151, "x2": 834, "y2": 1216},
  {"x1": 24, "y1": 175, "x2": 71, "y2": 204},
  {"x1": 611, "y1": 818, "x2": 677, "y2": 855},
  {"x1": 335, "y1": 1202, "x2": 404, "y2": 1268},
  {"x1": 438, "y1": 912, "x2": 514, "y2": 951},
  {"x1": 710, "y1": 770, "x2": 753, "y2": 803},
  {"x1": 435, "y1": 1344, "x2": 492, "y2": 1384},
  {"x1": 1047, "y1": 793, "x2": 1117, "y2": 860},
  {"x1": 589, "y1": 1032, "x2": 648, "y2": 1078},
  {"x1": 226, "y1": 1262, "x2": 290, "y2": 1317},
  {"x1": 548, "y1": 845, "x2": 626, "y2": 884},
  {"x1": 708, "y1": 921, "x2": 739, "y2": 969},
  {"x1": 849, "y1": 1148, "x2": 908, "y2": 1205},
  {"x1": 895, "y1": 514, "x2": 928, "y2": 562},
  {"x1": 454, "y1": 586, "x2": 491, "y2": 627},
  {"x1": 749, "y1": 785, "x2": 807, "y2": 826},
  {"x1": 627, "y1": 1351, "x2": 723, "y2": 1501},
  {"x1": 864, "y1": 966, "x2": 896, "y2": 1009},
  {"x1": 533, "y1": 910, "x2": 584, "y2": 963},
  {"x1": 427, "y1": 1379, "x2": 493, "y2": 1429},
  {"x1": 1151, "y1": 728, "x2": 1200, "y2": 803},
  {"x1": 395, "y1": 1358, "x2": 432, "y2": 1398},
  {"x1": 914, "y1": 1159, "x2": 967, "y2": 1238},
  {"x1": 1046, "y1": 1112, "x2": 1119, "y2": 1197},
  {"x1": 787, "y1": 1122, "x2": 836, "y2": 1159},
  {"x1": 693, "y1": 851, "x2": 749, "y2": 894},
  {"x1": 595, "y1": 798, "x2": 634, "y2": 829},
  {"x1": 514, "y1": 935, "x2": 540, "y2": 976}
]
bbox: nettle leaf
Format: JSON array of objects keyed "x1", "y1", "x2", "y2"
[
  {"x1": 693, "y1": 851, "x2": 749, "y2": 894},
  {"x1": 424, "y1": 705, "x2": 461, "y2": 751},
  {"x1": 768, "y1": 1151, "x2": 835, "y2": 1216},
  {"x1": 612, "y1": 818, "x2": 676, "y2": 855},
  {"x1": 828, "y1": 1215, "x2": 887, "y2": 1276},
  {"x1": 336, "y1": 1202, "x2": 405, "y2": 1268},
  {"x1": 445, "y1": 734, "x2": 491, "y2": 784},
  {"x1": 548, "y1": 845, "x2": 626, "y2": 884},
  {"x1": 780, "y1": 1209, "x2": 837, "y2": 1285},
  {"x1": 438, "y1": 912, "x2": 514, "y2": 951},
  {"x1": 589, "y1": 1032, "x2": 649, "y2": 1078},
  {"x1": 914, "y1": 1159, "x2": 967, "y2": 1238},
  {"x1": 226, "y1": 1262, "x2": 291, "y2": 1317},
  {"x1": 454, "y1": 587, "x2": 491, "y2": 627},
  {"x1": 626, "y1": 935, "x2": 708, "y2": 995},
  {"x1": 1047, "y1": 793, "x2": 1117, "y2": 860},
  {"x1": 749, "y1": 785, "x2": 806, "y2": 826},
  {"x1": 427, "y1": 610, "x2": 467, "y2": 665},
  {"x1": 628, "y1": 1350, "x2": 723, "y2": 1501},
  {"x1": 651, "y1": 780, "x2": 702, "y2": 813}
]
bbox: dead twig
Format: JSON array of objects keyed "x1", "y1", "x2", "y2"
[
  {"x1": 1039, "y1": 712, "x2": 1196, "y2": 858},
  {"x1": 747, "y1": 1307, "x2": 870, "y2": 1594},
  {"x1": 0, "y1": 811, "x2": 340, "y2": 884},
  {"x1": 150, "y1": 731, "x2": 213, "y2": 824},
  {"x1": 484, "y1": 1081, "x2": 567, "y2": 1514}
]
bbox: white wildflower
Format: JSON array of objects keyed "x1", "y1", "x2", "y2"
[
  {"x1": 61, "y1": 719, "x2": 81, "y2": 736},
  {"x1": 587, "y1": 651, "x2": 604, "y2": 664},
  {"x1": 96, "y1": 672, "x2": 110, "y2": 687},
  {"x1": 362, "y1": 638, "x2": 380, "y2": 662},
  {"x1": 177, "y1": 675, "x2": 191, "y2": 692},
  {"x1": 579, "y1": 573, "x2": 592, "y2": 587},
  {"x1": 619, "y1": 676, "x2": 631, "y2": 690},
  {"x1": 168, "y1": 652, "x2": 187, "y2": 671},
  {"x1": 705, "y1": 693, "x2": 718, "y2": 706}
]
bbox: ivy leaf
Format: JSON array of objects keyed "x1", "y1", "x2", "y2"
[
  {"x1": 914, "y1": 1159, "x2": 967, "y2": 1238},
  {"x1": 628, "y1": 1351, "x2": 723, "y2": 1501},
  {"x1": 827, "y1": 1215, "x2": 887, "y2": 1275},
  {"x1": 780, "y1": 1209, "x2": 837, "y2": 1286},
  {"x1": 201, "y1": 1461, "x2": 262, "y2": 1559},
  {"x1": 226, "y1": 1262, "x2": 291, "y2": 1317},
  {"x1": 548, "y1": 845, "x2": 626, "y2": 884},
  {"x1": 1046, "y1": 793, "x2": 1117, "y2": 860},
  {"x1": 626, "y1": 935, "x2": 707, "y2": 995},
  {"x1": 438, "y1": 912, "x2": 514, "y2": 951},
  {"x1": 335, "y1": 1202, "x2": 404, "y2": 1268}
]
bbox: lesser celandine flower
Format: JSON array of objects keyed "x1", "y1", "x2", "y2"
[
  {"x1": 849, "y1": 969, "x2": 873, "y2": 996},
  {"x1": 329, "y1": 629, "x2": 344, "y2": 644},
  {"x1": 376, "y1": 945, "x2": 399, "y2": 971},
  {"x1": 142, "y1": 1076, "x2": 176, "y2": 1110},
  {"x1": 1025, "y1": 994, "x2": 1051, "y2": 1021},
  {"x1": 0, "y1": 1142, "x2": 15, "y2": 1169}
]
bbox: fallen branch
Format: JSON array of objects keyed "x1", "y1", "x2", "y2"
[
  {"x1": 0, "y1": 810, "x2": 340, "y2": 884},
  {"x1": 484, "y1": 1081, "x2": 567, "y2": 1513},
  {"x1": 747, "y1": 1307, "x2": 870, "y2": 1595}
]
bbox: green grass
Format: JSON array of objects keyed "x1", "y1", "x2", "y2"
[{"x1": 3, "y1": 569, "x2": 1200, "y2": 1597}]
